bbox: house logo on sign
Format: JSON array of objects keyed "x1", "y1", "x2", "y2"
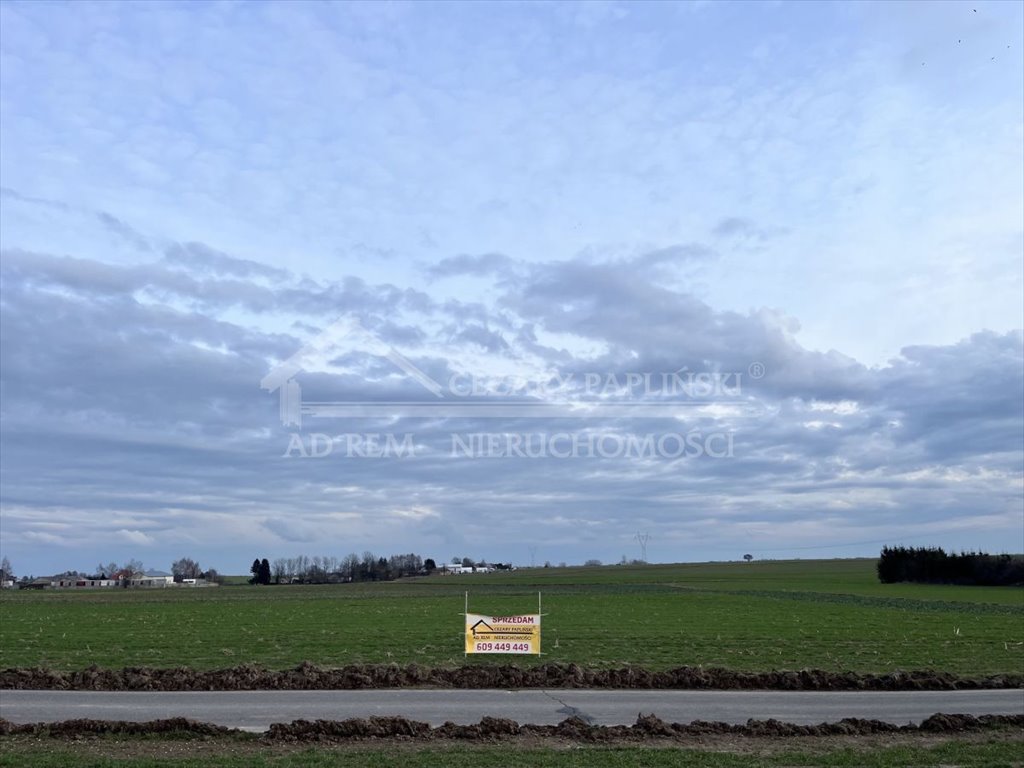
[{"x1": 469, "y1": 619, "x2": 495, "y2": 637}]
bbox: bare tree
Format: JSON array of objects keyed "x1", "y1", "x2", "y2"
[
  {"x1": 0, "y1": 557, "x2": 13, "y2": 582},
  {"x1": 101, "y1": 562, "x2": 119, "y2": 578},
  {"x1": 360, "y1": 548, "x2": 376, "y2": 581},
  {"x1": 171, "y1": 557, "x2": 202, "y2": 581},
  {"x1": 342, "y1": 553, "x2": 360, "y2": 581}
]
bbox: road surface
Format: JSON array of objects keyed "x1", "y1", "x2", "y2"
[{"x1": 2, "y1": 689, "x2": 1022, "y2": 731}]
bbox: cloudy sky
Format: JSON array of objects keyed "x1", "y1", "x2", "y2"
[{"x1": 1, "y1": 1, "x2": 1021, "y2": 577}]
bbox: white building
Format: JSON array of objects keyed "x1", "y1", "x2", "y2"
[{"x1": 125, "y1": 569, "x2": 175, "y2": 587}]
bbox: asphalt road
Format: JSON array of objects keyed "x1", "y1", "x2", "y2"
[{"x1": 2, "y1": 690, "x2": 1022, "y2": 731}]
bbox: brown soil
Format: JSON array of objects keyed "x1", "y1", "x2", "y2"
[
  {"x1": 2, "y1": 662, "x2": 1020, "y2": 691},
  {"x1": 1, "y1": 713, "x2": 1021, "y2": 742}
]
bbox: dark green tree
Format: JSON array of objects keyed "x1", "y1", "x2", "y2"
[
  {"x1": 258, "y1": 558, "x2": 272, "y2": 585},
  {"x1": 249, "y1": 558, "x2": 261, "y2": 585}
]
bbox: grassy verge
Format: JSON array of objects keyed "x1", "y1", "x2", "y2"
[{"x1": 2, "y1": 738, "x2": 1023, "y2": 767}]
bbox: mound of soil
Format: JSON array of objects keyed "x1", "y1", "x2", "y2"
[
  {"x1": 1, "y1": 662, "x2": 1020, "y2": 692},
  {"x1": 3, "y1": 713, "x2": 1021, "y2": 742},
  {"x1": 0, "y1": 717, "x2": 232, "y2": 738}
]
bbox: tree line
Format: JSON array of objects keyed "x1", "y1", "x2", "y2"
[
  {"x1": 877, "y1": 546, "x2": 1024, "y2": 586},
  {"x1": 250, "y1": 552, "x2": 434, "y2": 585}
]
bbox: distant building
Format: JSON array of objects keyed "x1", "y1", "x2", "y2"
[
  {"x1": 440, "y1": 564, "x2": 493, "y2": 575},
  {"x1": 55, "y1": 576, "x2": 116, "y2": 589},
  {"x1": 126, "y1": 569, "x2": 175, "y2": 587}
]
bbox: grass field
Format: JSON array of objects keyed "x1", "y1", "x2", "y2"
[
  {"x1": 2, "y1": 738, "x2": 1023, "y2": 768},
  {"x1": 1, "y1": 559, "x2": 1021, "y2": 674}
]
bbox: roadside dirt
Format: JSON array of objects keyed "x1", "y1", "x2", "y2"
[
  {"x1": 1, "y1": 713, "x2": 1021, "y2": 741},
  {"x1": 2, "y1": 662, "x2": 1021, "y2": 691}
]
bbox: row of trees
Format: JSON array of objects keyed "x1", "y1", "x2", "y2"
[
  {"x1": 251, "y1": 553, "x2": 433, "y2": 584},
  {"x1": 95, "y1": 559, "x2": 146, "y2": 578},
  {"x1": 877, "y1": 546, "x2": 1024, "y2": 586},
  {"x1": 171, "y1": 558, "x2": 222, "y2": 584}
]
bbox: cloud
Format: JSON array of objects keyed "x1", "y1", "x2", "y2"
[
  {"x1": 97, "y1": 212, "x2": 152, "y2": 252},
  {"x1": 2, "y1": 225, "x2": 1019, "y2": 575},
  {"x1": 711, "y1": 217, "x2": 785, "y2": 243},
  {"x1": 115, "y1": 529, "x2": 155, "y2": 546},
  {"x1": 262, "y1": 518, "x2": 322, "y2": 543},
  {"x1": 427, "y1": 253, "x2": 518, "y2": 280},
  {"x1": 163, "y1": 242, "x2": 289, "y2": 282}
]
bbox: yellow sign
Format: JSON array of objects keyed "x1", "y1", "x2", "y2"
[{"x1": 465, "y1": 612, "x2": 541, "y2": 655}]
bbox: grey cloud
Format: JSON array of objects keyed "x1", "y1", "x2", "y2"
[
  {"x1": 263, "y1": 518, "x2": 322, "y2": 543},
  {"x1": 0, "y1": 186, "x2": 71, "y2": 211},
  {"x1": 452, "y1": 324, "x2": 510, "y2": 354},
  {"x1": 712, "y1": 217, "x2": 785, "y2": 242},
  {"x1": 507, "y1": 257, "x2": 870, "y2": 402},
  {"x1": 1, "y1": 239, "x2": 1020, "y2": 575},
  {"x1": 631, "y1": 243, "x2": 717, "y2": 269},
  {"x1": 427, "y1": 252, "x2": 517, "y2": 279},
  {"x1": 97, "y1": 212, "x2": 152, "y2": 252},
  {"x1": 2, "y1": 247, "x2": 435, "y2": 320},
  {"x1": 163, "y1": 242, "x2": 291, "y2": 282}
]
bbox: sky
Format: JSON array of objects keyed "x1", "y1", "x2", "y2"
[{"x1": 1, "y1": 0, "x2": 1022, "y2": 577}]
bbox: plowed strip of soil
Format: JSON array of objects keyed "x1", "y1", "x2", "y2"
[
  {"x1": 1, "y1": 713, "x2": 1021, "y2": 742},
  {"x1": 2, "y1": 662, "x2": 1021, "y2": 691}
]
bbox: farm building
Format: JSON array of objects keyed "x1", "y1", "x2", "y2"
[
  {"x1": 124, "y1": 569, "x2": 175, "y2": 587},
  {"x1": 22, "y1": 577, "x2": 54, "y2": 589},
  {"x1": 440, "y1": 564, "x2": 493, "y2": 574},
  {"x1": 55, "y1": 576, "x2": 117, "y2": 589}
]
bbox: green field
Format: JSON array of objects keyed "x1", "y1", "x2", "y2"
[
  {"x1": 2, "y1": 739, "x2": 1023, "y2": 768},
  {"x1": 1, "y1": 559, "x2": 1021, "y2": 674}
]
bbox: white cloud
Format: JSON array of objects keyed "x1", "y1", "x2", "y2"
[{"x1": 114, "y1": 530, "x2": 155, "y2": 547}]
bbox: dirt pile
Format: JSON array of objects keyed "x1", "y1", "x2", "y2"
[
  {"x1": 2, "y1": 662, "x2": 1020, "y2": 691},
  {"x1": 3, "y1": 713, "x2": 1021, "y2": 742},
  {"x1": 0, "y1": 717, "x2": 232, "y2": 738}
]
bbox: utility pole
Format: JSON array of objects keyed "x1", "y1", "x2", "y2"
[{"x1": 635, "y1": 532, "x2": 650, "y2": 563}]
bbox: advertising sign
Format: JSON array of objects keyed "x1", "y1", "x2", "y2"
[{"x1": 465, "y1": 612, "x2": 541, "y2": 655}]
